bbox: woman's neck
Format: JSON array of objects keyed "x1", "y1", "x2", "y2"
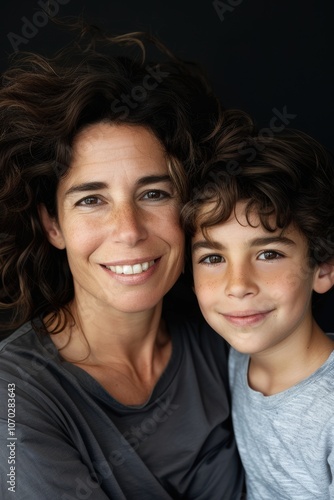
[
  {"x1": 50, "y1": 298, "x2": 165, "y2": 362},
  {"x1": 47, "y1": 299, "x2": 173, "y2": 405}
]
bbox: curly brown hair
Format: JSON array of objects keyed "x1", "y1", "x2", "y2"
[
  {"x1": 182, "y1": 109, "x2": 334, "y2": 267},
  {"x1": 0, "y1": 25, "x2": 222, "y2": 331}
]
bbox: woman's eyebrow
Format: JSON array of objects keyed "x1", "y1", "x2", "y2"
[
  {"x1": 65, "y1": 182, "x2": 108, "y2": 197},
  {"x1": 135, "y1": 174, "x2": 172, "y2": 187},
  {"x1": 64, "y1": 175, "x2": 172, "y2": 197}
]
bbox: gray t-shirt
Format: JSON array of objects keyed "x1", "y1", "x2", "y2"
[
  {"x1": 229, "y1": 345, "x2": 334, "y2": 499},
  {"x1": 0, "y1": 316, "x2": 244, "y2": 500}
]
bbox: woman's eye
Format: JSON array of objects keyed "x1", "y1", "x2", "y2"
[
  {"x1": 142, "y1": 190, "x2": 171, "y2": 200},
  {"x1": 76, "y1": 196, "x2": 101, "y2": 206},
  {"x1": 200, "y1": 255, "x2": 224, "y2": 265},
  {"x1": 258, "y1": 250, "x2": 283, "y2": 261}
]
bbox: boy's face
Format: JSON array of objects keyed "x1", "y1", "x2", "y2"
[{"x1": 192, "y1": 200, "x2": 324, "y2": 356}]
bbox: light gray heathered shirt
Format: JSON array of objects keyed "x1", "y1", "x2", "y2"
[{"x1": 229, "y1": 345, "x2": 334, "y2": 500}]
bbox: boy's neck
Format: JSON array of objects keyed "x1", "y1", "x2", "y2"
[{"x1": 247, "y1": 320, "x2": 334, "y2": 396}]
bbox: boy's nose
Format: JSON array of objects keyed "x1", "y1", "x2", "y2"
[{"x1": 225, "y1": 264, "x2": 258, "y2": 299}]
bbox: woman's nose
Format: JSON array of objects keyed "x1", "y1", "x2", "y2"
[{"x1": 110, "y1": 203, "x2": 149, "y2": 246}]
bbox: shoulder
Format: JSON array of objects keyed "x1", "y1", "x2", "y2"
[
  {"x1": 0, "y1": 321, "x2": 37, "y2": 354},
  {"x1": 313, "y1": 348, "x2": 334, "y2": 390},
  {"x1": 0, "y1": 319, "x2": 60, "y2": 387},
  {"x1": 0, "y1": 319, "x2": 53, "y2": 360}
]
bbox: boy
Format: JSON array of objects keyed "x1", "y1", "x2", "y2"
[{"x1": 182, "y1": 111, "x2": 334, "y2": 499}]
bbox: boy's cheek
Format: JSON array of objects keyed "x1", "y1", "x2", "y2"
[
  {"x1": 278, "y1": 267, "x2": 314, "y2": 291},
  {"x1": 193, "y1": 279, "x2": 218, "y2": 306}
]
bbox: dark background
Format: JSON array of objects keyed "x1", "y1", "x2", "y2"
[
  {"x1": 0, "y1": 0, "x2": 333, "y2": 332},
  {"x1": 1, "y1": 0, "x2": 333, "y2": 149}
]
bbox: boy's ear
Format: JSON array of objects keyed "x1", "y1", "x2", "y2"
[
  {"x1": 38, "y1": 204, "x2": 66, "y2": 250},
  {"x1": 313, "y1": 262, "x2": 334, "y2": 294}
]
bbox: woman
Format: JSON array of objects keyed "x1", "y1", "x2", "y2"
[{"x1": 0, "y1": 27, "x2": 243, "y2": 499}]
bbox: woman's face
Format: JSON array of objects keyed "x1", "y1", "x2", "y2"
[{"x1": 40, "y1": 123, "x2": 184, "y2": 316}]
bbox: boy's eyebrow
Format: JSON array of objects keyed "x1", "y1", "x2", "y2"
[
  {"x1": 250, "y1": 236, "x2": 296, "y2": 247},
  {"x1": 192, "y1": 240, "x2": 224, "y2": 252},
  {"x1": 64, "y1": 175, "x2": 172, "y2": 197},
  {"x1": 192, "y1": 236, "x2": 295, "y2": 252}
]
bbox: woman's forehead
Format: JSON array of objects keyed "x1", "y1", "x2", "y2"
[
  {"x1": 69, "y1": 123, "x2": 165, "y2": 169},
  {"x1": 57, "y1": 123, "x2": 169, "y2": 194}
]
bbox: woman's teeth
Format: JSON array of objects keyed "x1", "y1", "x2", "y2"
[{"x1": 105, "y1": 260, "x2": 155, "y2": 275}]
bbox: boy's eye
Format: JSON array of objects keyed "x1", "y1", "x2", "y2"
[
  {"x1": 200, "y1": 254, "x2": 224, "y2": 265},
  {"x1": 257, "y1": 250, "x2": 283, "y2": 261},
  {"x1": 142, "y1": 190, "x2": 171, "y2": 200}
]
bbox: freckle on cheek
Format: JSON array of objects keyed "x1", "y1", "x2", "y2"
[{"x1": 200, "y1": 281, "x2": 217, "y2": 293}]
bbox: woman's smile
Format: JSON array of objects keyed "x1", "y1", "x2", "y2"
[
  {"x1": 101, "y1": 257, "x2": 161, "y2": 285},
  {"x1": 103, "y1": 258, "x2": 157, "y2": 275}
]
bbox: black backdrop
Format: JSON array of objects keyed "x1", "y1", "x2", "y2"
[
  {"x1": 1, "y1": 0, "x2": 333, "y2": 149},
  {"x1": 0, "y1": 0, "x2": 333, "y2": 332}
]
